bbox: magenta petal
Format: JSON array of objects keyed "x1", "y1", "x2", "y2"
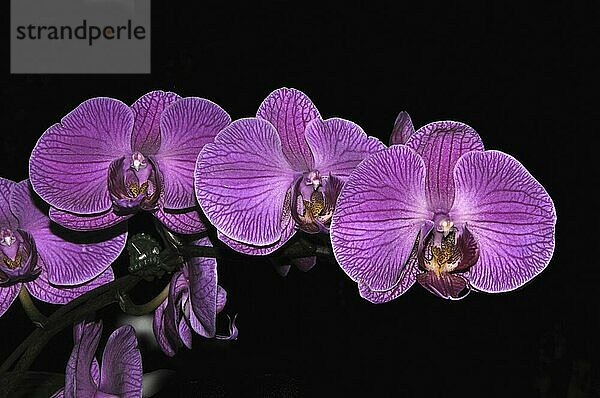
[
  {"x1": 49, "y1": 207, "x2": 131, "y2": 231},
  {"x1": 216, "y1": 285, "x2": 227, "y2": 313},
  {"x1": 406, "y1": 121, "x2": 484, "y2": 212},
  {"x1": 65, "y1": 321, "x2": 101, "y2": 398},
  {"x1": 153, "y1": 207, "x2": 206, "y2": 234},
  {"x1": 358, "y1": 255, "x2": 419, "y2": 303},
  {"x1": 26, "y1": 264, "x2": 114, "y2": 304},
  {"x1": 99, "y1": 325, "x2": 143, "y2": 398},
  {"x1": 196, "y1": 118, "x2": 296, "y2": 246},
  {"x1": 0, "y1": 178, "x2": 18, "y2": 227},
  {"x1": 9, "y1": 180, "x2": 126, "y2": 285},
  {"x1": 216, "y1": 209, "x2": 295, "y2": 255},
  {"x1": 451, "y1": 150, "x2": 556, "y2": 293},
  {"x1": 331, "y1": 146, "x2": 432, "y2": 291},
  {"x1": 30, "y1": 97, "x2": 133, "y2": 214},
  {"x1": 389, "y1": 111, "x2": 415, "y2": 145},
  {"x1": 153, "y1": 300, "x2": 176, "y2": 357},
  {"x1": 0, "y1": 284, "x2": 21, "y2": 318},
  {"x1": 186, "y1": 237, "x2": 218, "y2": 337},
  {"x1": 157, "y1": 97, "x2": 231, "y2": 210},
  {"x1": 305, "y1": 118, "x2": 385, "y2": 180},
  {"x1": 256, "y1": 87, "x2": 320, "y2": 170},
  {"x1": 131, "y1": 90, "x2": 181, "y2": 155}
]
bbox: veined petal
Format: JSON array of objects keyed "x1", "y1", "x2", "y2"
[
  {"x1": 26, "y1": 264, "x2": 114, "y2": 304},
  {"x1": 306, "y1": 118, "x2": 385, "y2": 180},
  {"x1": 257, "y1": 87, "x2": 320, "y2": 170},
  {"x1": 49, "y1": 207, "x2": 131, "y2": 231},
  {"x1": 216, "y1": 208, "x2": 295, "y2": 255},
  {"x1": 216, "y1": 285, "x2": 227, "y2": 313},
  {"x1": 157, "y1": 97, "x2": 231, "y2": 210},
  {"x1": 10, "y1": 180, "x2": 126, "y2": 285},
  {"x1": 99, "y1": 325, "x2": 143, "y2": 398},
  {"x1": 153, "y1": 207, "x2": 206, "y2": 234},
  {"x1": 358, "y1": 254, "x2": 419, "y2": 303},
  {"x1": 331, "y1": 145, "x2": 432, "y2": 291},
  {"x1": 187, "y1": 237, "x2": 218, "y2": 338},
  {"x1": 30, "y1": 97, "x2": 133, "y2": 214},
  {"x1": 406, "y1": 121, "x2": 483, "y2": 212},
  {"x1": 0, "y1": 284, "x2": 21, "y2": 318},
  {"x1": 196, "y1": 118, "x2": 296, "y2": 246},
  {"x1": 152, "y1": 300, "x2": 176, "y2": 357},
  {"x1": 389, "y1": 111, "x2": 415, "y2": 146},
  {"x1": 131, "y1": 90, "x2": 181, "y2": 155},
  {"x1": 65, "y1": 321, "x2": 102, "y2": 398},
  {"x1": 0, "y1": 178, "x2": 18, "y2": 227},
  {"x1": 451, "y1": 150, "x2": 556, "y2": 293}
]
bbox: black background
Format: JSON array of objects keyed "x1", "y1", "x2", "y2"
[{"x1": 1, "y1": 2, "x2": 594, "y2": 397}]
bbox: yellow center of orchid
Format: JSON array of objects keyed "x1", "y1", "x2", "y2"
[{"x1": 425, "y1": 233, "x2": 459, "y2": 277}]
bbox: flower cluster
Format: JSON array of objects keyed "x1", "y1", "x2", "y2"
[{"x1": 0, "y1": 87, "x2": 555, "y2": 395}]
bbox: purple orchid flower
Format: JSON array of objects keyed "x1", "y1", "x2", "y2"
[
  {"x1": 30, "y1": 91, "x2": 231, "y2": 234},
  {"x1": 153, "y1": 237, "x2": 236, "y2": 356},
  {"x1": 0, "y1": 178, "x2": 121, "y2": 317},
  {"x1": 195, "y1": 87, "x2": 385, "y2": 255},
  {"x1": 331, "y1": 121, "x2": 556, "y2": 301},
  {"x1": 389, "y1": 111, "x2": 416, "y2": 146},
  {"x1": 52, "y1": 321, "x2": 142, "y2": 398}
]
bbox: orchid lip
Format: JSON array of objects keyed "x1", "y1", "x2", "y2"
[
  {"x1": 0, "y1": 228, "x2": 40, "y2": 287},
  {"x1": 108, "y1": 152, "x2": 161, "y2": 214}
]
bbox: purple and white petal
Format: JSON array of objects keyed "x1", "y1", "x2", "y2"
[
  {"x1": 26, "y1": 264, "x2": 114, "y2": 304},
  {"x1": 131, "y1": 90, "x2": 181, "y2": 155},
  {"x1": 153, "y1": 300, "x2": 176, "y2": 357},
  {"x1": 49, "y1": 207, "x2": 131, "y2": 231},
  {"x1": 216, "y1": 285, "x2": 227, "y2": 313},
  {"x1": 257, "y1": 88, "x2": 320, "y2": 171},
  {"x1": 10, "y1": 180, "x2": 126, "y2": 285},
  {"x1": 406, "y1": 121, "x2": 484, "y2": 212},
  {"x1": 331, "y1": 145, "x2": 432, "y2": 291},
  {"x1": 0, "y1": 178, "x2": 18, "y2": 227},
  {"x1": 153, "y1": 207, "x2": 206, "y2": 234},
  {"x1": 196, "y1": 118, "x2": 296, "y2": 246},
  {"x1": 0, "y1": 284, "x2": 21, "y2": 318},
  {"x1": 186, "y1": 237, "x2": 218, "y2": 338},
  {"x1": 305, "y1": 118, "x2": 385, "y2": 180},
  {"x1": 451, "y1": 150, "x2": 556, "y2": 293},
  {"x1": 389, "y1": 111, "x2": 415, "y2": 145},
  {"x1": 30, "y1": 97, "x2": 133, "y2": 214},
  {"x1": 64, "y1": 321, "x2": 102, "y2": 398},
  {"x1": 98, "y1": 325, "x2": 143, "y2": 398},
  {"x1": 358, "y1": 255, "x2": 419, "y2": 304},
  {"x1": 157, "y1": 97, "x2": 231, "y2": 210}
]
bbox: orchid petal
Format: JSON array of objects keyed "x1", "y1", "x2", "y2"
[
  {"x1": 153, "y1": 207, "x2": 206, "y2": 234},
  {"x1": 389, "y1": 111, "x2": 415, "y2": 145},
  {"x1": 131, "y1": 90, "x2": 181, "y2": 155},
  {"x1": 186, "y1": 237, "x2": 218, "y2": 338},
  {"x1": 157, "y1": 97, "x2": 231, "y2": 210},
  {"x1": 256, "y1": 87, "x2": 320, "y2": 170},
  {"x1": 152, "y1": 300, "x2": 176, "y2": 357},
  {"x1": 9, "y1": 180, "x2": 126, "y2": 285},
  {"x1": 216, "y1": 285, "x2": 227, "y2": 313},
  {"x1": 64, "y1": 321, "x2": 101, "y2": 398},
  {"x1": 451, "y1": 150, "x2": 556, "y2": 292},
  {"x1": 49, "y1": 207, "x2": 131, "y2": 231},
  {"x1": 305, "y1": 118, "x2": 385, "y2": 180},
  {"x1": 0, "y1": 178, "x2": 18, "y2": 227},
  {"x1": 26, "y1": 264, "x2": 114, "y2": 304},
  {"x1": 357, "y1": 255, "x2": 419, "y2": 303},
  {"x1": 99, "y1": 325, "x2": 143, "y2": 398},
  {"x1": 331, "y1": 145, "x2": 432, "y2": 291},
  {"x1": 30, "y1": 97, "x2": 133, "y2": 214},
  {"x1": 0, "y1": 284, "x2": 21, "y2": 318},
  {"x1": 196, "y1": 118, "x2": 296, "y2": 246},
  {"x1": 406, "y1": 121, "x2": 483, "y2": 212}
]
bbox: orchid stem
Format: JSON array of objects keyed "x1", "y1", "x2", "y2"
[
  {"x1": 17, "y1": 286, "x2": 47, "y2": 328},
  {"x1": 119, "y1": 283, "x2": 170, "y2": 316}
]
